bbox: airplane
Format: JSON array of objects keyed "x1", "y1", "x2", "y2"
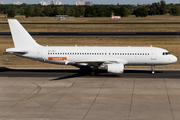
[{"x1": 5, "y1": 19, "x2": 177, "y2": 75}]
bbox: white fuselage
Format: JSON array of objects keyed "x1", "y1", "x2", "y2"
[{"x1": 9, "y1": 46, "x2": 177, "y2": 66}]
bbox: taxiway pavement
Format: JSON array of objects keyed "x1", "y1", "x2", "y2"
[{"x1": 0, "y1": 68, "x2": 180, "y2": 120}]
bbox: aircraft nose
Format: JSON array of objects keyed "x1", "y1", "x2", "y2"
[{"x1": 171, "y1": 55, "x2": 178, "y2": 63}]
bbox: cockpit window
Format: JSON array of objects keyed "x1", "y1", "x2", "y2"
[{"x1": 162, "y1": 52, "x2": 171, "y2": 55}]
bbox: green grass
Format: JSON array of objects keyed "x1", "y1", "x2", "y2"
[
  {"x1": 2, "y1": 24, "x2": 180, "y2": 32},
  {"x1": 1, "y1": 15, "x2": 180, "y2": 33}
]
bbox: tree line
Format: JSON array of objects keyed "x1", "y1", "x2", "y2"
[{"x1": 2, "y1": 0, "x2": 180, "y2": 18}]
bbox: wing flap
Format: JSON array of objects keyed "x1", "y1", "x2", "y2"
[{"x1": 74, "y1": 59, "x2": 128, "y2": 66}]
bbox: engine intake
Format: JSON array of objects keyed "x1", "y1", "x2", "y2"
[{"x1": 107, "y1": 63, "x2": 124, "y2": 74}]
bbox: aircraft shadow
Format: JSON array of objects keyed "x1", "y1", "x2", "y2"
[{"x1": 0, "y1": 67, "x2": 179, "y2": 80}]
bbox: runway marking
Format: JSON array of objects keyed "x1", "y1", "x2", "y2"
[{"x1": 0, "y1": 76, "x2": 41, "y2": 107}]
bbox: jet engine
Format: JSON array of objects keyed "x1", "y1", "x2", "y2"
[{"x1": 107, "y1": 63, "x2": 124, "y2": 74}]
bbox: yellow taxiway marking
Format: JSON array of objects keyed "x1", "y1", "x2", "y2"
[
  {"x1": 0, "y1": 76, "x2": 41, "y2": 107},
  {"x1": 0, "y1": 76, "x2": 108, "y2": 107},
  {"x1": 28, "y1": 79, "x2": 107, "y2": 100}
]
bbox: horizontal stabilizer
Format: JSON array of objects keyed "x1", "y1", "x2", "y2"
[{"x1": 6, "y1": 48, "x2": 28, "y2": 54}]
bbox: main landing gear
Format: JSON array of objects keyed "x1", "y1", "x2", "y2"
[
  {"x1": 91, "y1": 71, "x2": 96, "y2": 76},
  {"x1": 91, "y1": 66, "x2": 98, "y2": 76},
  {"x1": 151, "y1": 65, "x2": 155, "y2": 74}
]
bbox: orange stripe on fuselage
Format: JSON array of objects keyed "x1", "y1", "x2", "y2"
[{"x1": 48, "y1": 57, "x2": 67, "y2": 61}]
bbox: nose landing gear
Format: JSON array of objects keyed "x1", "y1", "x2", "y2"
[{"x1": 151, "y1": 65, "x2": 155, "y2": 74}]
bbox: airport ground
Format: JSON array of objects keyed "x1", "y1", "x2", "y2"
[
  {"x1": 0, "y1": 68, "x2": 180, "y2": 120},
  {"x1": 2, "y1": 15, "x2": 180, "y2": 32},
  {"x1": 2, "y1": 23, "x2": 180, "y2": 32},
  {"x1": 1, "y1": 15, "x2": 180, "y2": 23},
  {"x1": 0, "y1": 15, "x2": 180, "y2": 119}
]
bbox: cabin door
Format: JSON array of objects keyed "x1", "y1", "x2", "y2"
[
  {"x1": 37, "y1": 48, "x2": 43, "y2": 60},
  {"x1": 151, "y1": 49, "x2": 157, "y2": 60}
]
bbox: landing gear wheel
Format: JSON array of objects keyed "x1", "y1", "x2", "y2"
[
  {"x1": 91, "y1": 66, "x2": 98, "y2": 76},
  {"x1": 151, "y1": 65, "x2": 155, "y2": 75},
  {"x1": 91, "y1": 71, "x2": 96, "y2": 76}
]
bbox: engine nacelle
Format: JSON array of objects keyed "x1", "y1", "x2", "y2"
[{"x1": 107, "y1": 63, "x2": 124, "y2": 74}]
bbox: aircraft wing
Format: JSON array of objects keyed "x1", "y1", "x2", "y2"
[{"x1": 73, "y1": 59, "x2": 128, "y2": 66}]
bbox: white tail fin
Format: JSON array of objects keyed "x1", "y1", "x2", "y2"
[{"x1": 8, "y1": 19, "x2": 41, "y2": 48}]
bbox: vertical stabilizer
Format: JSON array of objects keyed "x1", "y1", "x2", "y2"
[{"x1": 8, "y1": 19, "x2": 41, "y2": 48}]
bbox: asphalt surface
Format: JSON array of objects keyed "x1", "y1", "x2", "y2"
[
  {"x1": 1, "y1": 32, "x2": 180, "y2": 37},
  {"x1": 1, "y1": 22, "x2": 180, "y2": 24},
  {"x1": 0, "y1": 68, "x2": 180, "y2": 120},
  {"x1": 0, "y1": 68, "x2": 179, "y2": 79}
]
